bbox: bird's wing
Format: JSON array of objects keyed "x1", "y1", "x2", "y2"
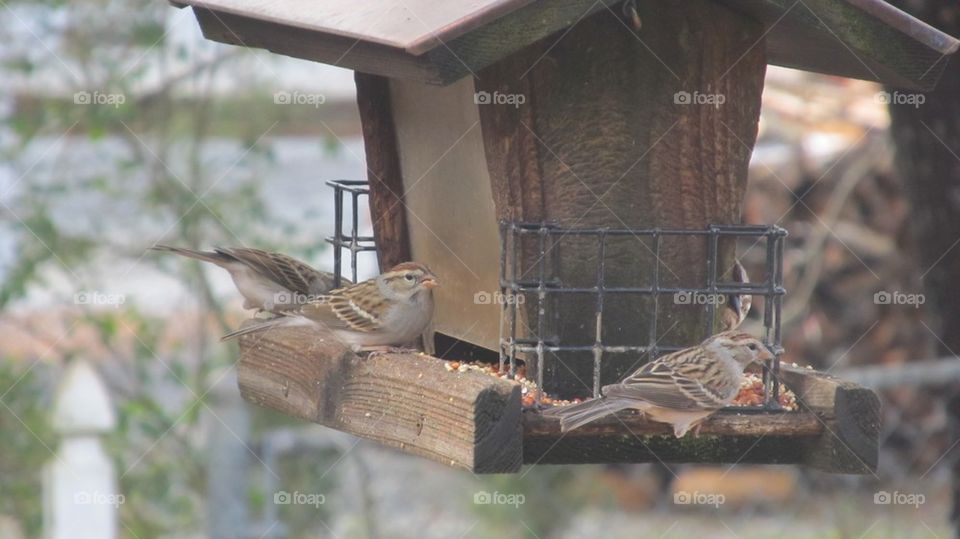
[
  {"x1": 150, "y1": 245, "x2": 230, "y2": 266},
  {"x1": 300, "y1": 281, "x2": 384, "y2": 333},
  {"x1": 217, "y1": 247, "x2": 333, "y2": 296},
  {"x1": 604, "y1": 350, "x2": 729, "y2": 411}
]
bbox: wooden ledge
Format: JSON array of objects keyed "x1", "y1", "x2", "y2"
[
  {"x1": 236, "y1": 326, "x2": 878, "y2": 474},
  {"x1": 236, "y1": 325, "x2": 522, "y2": 473},
  {"x1": 523, "y1": 408, "x2": 823, "y2": 438},
  {"x1": 522, "y1": 364, "x2": 879, "y2": 474}
]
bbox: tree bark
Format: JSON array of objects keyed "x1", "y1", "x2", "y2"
[{"x1": 886, "y1": 1, "x2": 960, "y2": 535}]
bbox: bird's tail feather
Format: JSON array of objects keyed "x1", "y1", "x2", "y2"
[
  {"x1": 543, "y1": 398, "x2": 635, "y2": 432},
  {"x1": 150, "y1": 245, "x2": 227, "y2": 265},
  {"x1": 220, "y1": 317, "x2": 291, "y2": 341}
]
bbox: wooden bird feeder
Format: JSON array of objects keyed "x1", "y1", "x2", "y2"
[{"x1": 172, "y1": 0, "x2": 958, "y2": 474}]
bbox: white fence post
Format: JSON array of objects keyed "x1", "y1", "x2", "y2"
[
  {"x1": 43, "y1": 359, "x2": 119, "y2": 539},
  {"x1": 206, "y1": 367, "x2": 251, "y2": 539}
]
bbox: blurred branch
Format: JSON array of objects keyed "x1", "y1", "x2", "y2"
[
  {"x1": 780, "y1": 138, "x2": 881, "y2": 330},
  {"x1": 137, "y1": 50, "x2": 244, "y2": 106},
  {"x1": 835, "y1": 358, "x2": 960, "y2": 389},
  {"x1": 0, "y1": 318, "x2": 73, "y2": 359}
]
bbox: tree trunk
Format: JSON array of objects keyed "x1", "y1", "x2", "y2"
[{"x1": 886, "y1": 1, "x2": 960, "y2": 535}]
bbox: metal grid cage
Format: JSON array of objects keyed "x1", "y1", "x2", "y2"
[
  {"x1": 325, "y1": 180, "x2": 378, "y2": 287},
  {"x1": 498, "y1": 222, "x2": 788, "y2": 411}
]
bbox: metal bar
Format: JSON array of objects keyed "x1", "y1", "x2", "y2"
[
  {"x1": 510, "y1": 223, "x2": 520, "y2": 379},
  {"x1": 504, "y1": 284, "x2": 783, "y2": 295},
  {"x1": 593, "y1": 230, "x2": 607, "y2": 398},
  {"x1": 537, "y1": 225, "x2": 548, "y2": 404},
  {"x1": 332, "y1": 182, "x2": 344, "y2": 288},
  {"x1": 498, "y1": 220, "x2": 509, "y2": 375},
  {"x1": 351, "y1": 189, "x2": 360, "y2": 282},
  {"x1": 511, "y1": 226, "x2": 778, "y2": 237},
  {"x1": 762, "y1": 232, "x2": 775, "y2": 407},
  {"x1": 649, "y1": 231, "x2": 661, "y2": 362},
  {"x1": 706, "y1": 226, "x2": 719, "y2": 337},
  {"x1": 512, "y1": 344, "x2": 660, "y2": 354},
  {"x1": 771, "y1": 235, "x2": 785, "y2": 408}
]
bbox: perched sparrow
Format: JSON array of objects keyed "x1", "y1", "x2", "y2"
[
  {"x1": 221, "y1": 262, "x2": 438, "y2": 351},
  {"x1": 151, "y1": 245, "x2": 349, "y2": 312},
  {"x1": 544, "y1": 331, "x2": 774, "y2": 437},
  {"x1": 720, "y1": 260, "x2": 752, "y2": 332}
]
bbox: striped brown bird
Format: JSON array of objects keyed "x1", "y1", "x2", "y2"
[
  {"x1": 221, "y1": 262, "x2": 438, "y2": 351},
  {"x1": 720, "y1": 259, "x2": 752, "y2": 332},
  {"x1": 150, "y1": 245, "x2": 348, "y2": 312},
  {"x1": 544, "y1": 331, "x2": 774, "y2": 437}
]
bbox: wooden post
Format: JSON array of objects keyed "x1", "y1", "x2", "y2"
[
  {"x1": 355, "y1": 72, "x2": 411, "y2": 272},
  {"x1": 44, "y1": 360, "x2": 119, "y2": 539},
  {"x1": 477, "y1": 1, "x2": 766, "y2": 397},
  {"x1": 236, "y1": 326, "x2": 523, "y2": 473}
]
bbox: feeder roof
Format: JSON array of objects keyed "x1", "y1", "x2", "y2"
[{"x1": 173, "y1": 0, "x2": 958, "y2": 89}]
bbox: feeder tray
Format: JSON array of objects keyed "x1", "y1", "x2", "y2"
[
  {"x1": 235, "y1": 329, "x2": 879, "y2": 474},
  {"x1": 233, "y1": 188, "x2": 879, "y2": 474}
]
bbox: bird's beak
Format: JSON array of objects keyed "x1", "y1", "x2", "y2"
[
  {"x1": 420, "y1": 276, "x2": 439, "y2": 289},
  {"x1": 758, "y1": 346, "x2": 776, "y2": 364}
]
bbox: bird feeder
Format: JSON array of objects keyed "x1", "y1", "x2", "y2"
[{"x1": 170, "y1": 0, "x2": 958, "y2": 474}]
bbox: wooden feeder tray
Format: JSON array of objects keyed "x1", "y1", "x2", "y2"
[{"x1": 236, "y1": 325, "x2": 879, "y2": 474}]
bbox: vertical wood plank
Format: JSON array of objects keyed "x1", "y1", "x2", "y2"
[{"x1": 355, "y1": 73, "x2": 411, "y2": 271}]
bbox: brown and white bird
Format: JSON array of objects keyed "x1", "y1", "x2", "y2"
[
  {"x1": 221, "y1": 262, "x2": 438, "y2": 351},
  {"x1": 720, "y1": 260, "x2": 752, "y2": 332},
  {"x1": 544, "y1": 331, "x2": 774, "y2": 437},
  {"x1": 150, "y1": 245, "x2": 348, "y2": 312}
]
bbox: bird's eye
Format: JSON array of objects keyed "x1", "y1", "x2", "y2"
[
  {"x1": 404, "y1": 273, "x2": 416, "y2": 282},
  {"x1": 747, "y1": 343, "x2": 757, "y2": 351}
]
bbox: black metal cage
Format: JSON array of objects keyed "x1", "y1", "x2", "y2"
[
  {"x1": 325, "y1": 180, "x2": 788, "y2": 411},
  {"x1": 498, "y1": 222, "x2": 788, "y2": 411},
  {"x1": 325, "y1": 180, "x2": 378, "y2": 287}
]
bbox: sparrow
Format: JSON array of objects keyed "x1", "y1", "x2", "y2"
[
  {"x1": 720, "y1": 260, "x2": 752, "y2": 332},
  {"x1": 543, "y1": 331, "x2": 774, "y2": 437},
  {"x1": 150, "y1": 245, "x2": 349, "y2": 312},
  {"x1": 221, "y1": 262, "x2": 438, "y2": 351}
]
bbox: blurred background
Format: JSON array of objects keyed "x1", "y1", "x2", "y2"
[{"x1": 1, "y1": 1, "x2": 958, "y2": 538}]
